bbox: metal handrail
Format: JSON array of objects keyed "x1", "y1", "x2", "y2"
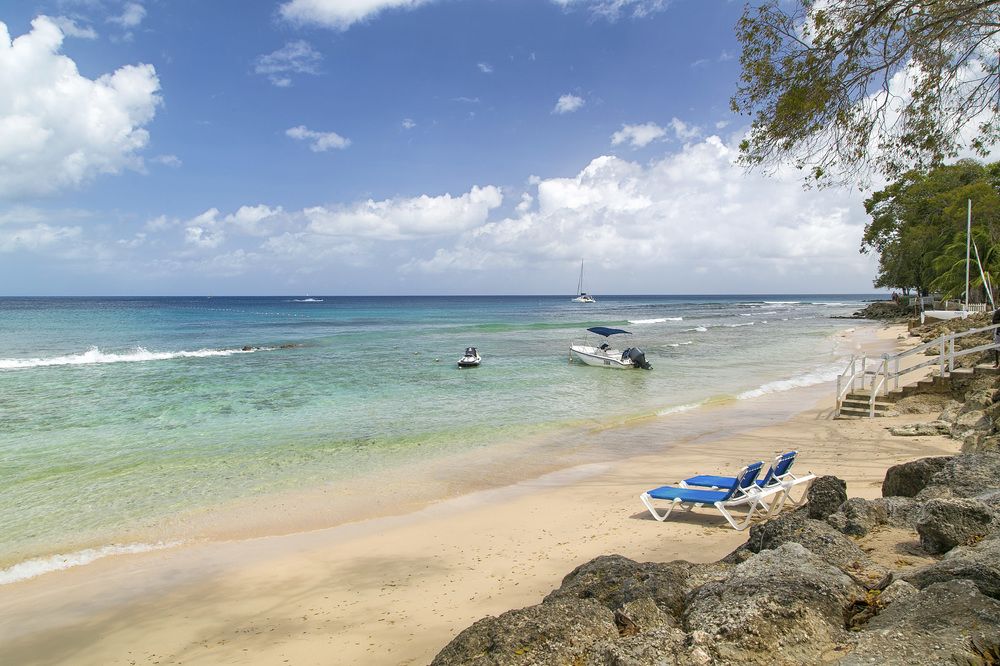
[{"x1": 834, "y1": 322, "x2": 1000, "y2": 417}]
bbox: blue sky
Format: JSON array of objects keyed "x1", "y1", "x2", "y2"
[{"x1": 0, "y1": 0, "x2": 881, "y2": 295}]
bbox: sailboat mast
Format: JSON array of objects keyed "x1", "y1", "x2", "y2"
[{"x1": 578, "y1": 261, "x2": 584, "y2": 295}]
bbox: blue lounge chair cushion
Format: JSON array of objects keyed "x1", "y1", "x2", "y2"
[
  {"x1": 685, "y1": 474, "x2": 769, "y2": 488},
  {"x1": 645, "y1": 486, "x2": 729, "y2": 504}
]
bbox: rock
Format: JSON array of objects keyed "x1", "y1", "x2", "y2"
[
  {"x1": 904, "y1": 537, "x2": 1000, "y2": 600},
  {"x1": 613, "y1": 598, "x2": 675, "y2": 635},
  {"x1": 868, "y1": 496, "x2": 924, "y2": 529},
  {"x1": 892, "y1": 394, "x2": 957, "y2": 415},
  {"x1": 915, "y1": 497, "x2": 999, "y2": 554},
  {"x1": 807, "y1": 475, "x2": 848, "y2": 519},
  {"x1": 839, "y1": 580, "x2": 1000, "y2": 665},
  {"x1": 684, "y1": 544, "x2": 859, "y2": 664},
  {"x1": 543, "y1": 555, "x2": 731, "y2": 620},
  {"x1": 917, "y1": 452, "x2": 1000, "y2": 499},
  {"x1": 882, "y1": 456, "x2": 953, "y2": 497},
  {"x1": 826, "y1": 497, "x2": 889, "y2": 537},
  {"x1": 876, "y1": 579, "x2": 917, "y2": 609},
  {"x1": 741, "y1": 510, "x2": 891, "y2": 589},
  {"x1": 584, "y1": 625, "x2": 688, "y2": 666},
  {"x1": 430, "y1": 598, "x2": 617, "y2": 666},
  {"x1": 887, "y1": 421, "x2": 950, "y2": 436},
  {"x1": 951, "y1": 409, "x2": 990, "y2": 439}
]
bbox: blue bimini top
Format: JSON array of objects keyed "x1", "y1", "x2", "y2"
[{"x1": 587, "y1": 327, "x2": 632, "y2": 337}]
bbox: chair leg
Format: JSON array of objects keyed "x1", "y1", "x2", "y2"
[
  {"x1": 715, "y1": 500, "x2": 757, "y2": 531},
  {"x1": 641, "y1": 493, "x2": 683, "y2": 522}
]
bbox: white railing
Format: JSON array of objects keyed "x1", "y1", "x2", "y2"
[
  {"x1": 835, "y1": 322, "x2": 1000, "y2": 417},
  {"x1": 965, "y1": 303, "x2": 990, "y2": 313}
]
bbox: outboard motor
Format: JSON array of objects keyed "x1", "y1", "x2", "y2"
[{"x1": 626, "y1": 347, "x2": 652, "y2": 370}]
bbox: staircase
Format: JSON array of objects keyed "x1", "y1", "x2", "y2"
[{"x1": 836, "y1": 363, "x2": 999, "y2": 419}]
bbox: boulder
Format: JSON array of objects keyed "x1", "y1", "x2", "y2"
[
  {"x1": 740, "y1": 510, "x2": 891, "y2": 589},
  {"x1": 868, "y1": 496, "x2": 924, "y2": 529},
  {"x1": 584, "y1": 625, "x2": 689, "y2": 666},
  {"x1": 685, "y1": 544, "x2": 859, "y2": 664},
  {"x1": 543, "y1": 555, "x2": 731, "y2": 620},
  {"x1": 886, "y1": 421, "x2": 950, "y2": 437},
  {"x1": 613, "y1": 597, "x2": 675, "y2": 635},
  {"x1": 915, "y1": 497, "x2": 999, "y2": 554},
  {"x1": 875, "y1": 579, "x2": 917, "y2": 609},
  {"x1": 891, "y1": 394, "x2": 957, "y2": 415},
  {"x1": 951, "y1": 409, "x2": 990, "y2": 440},
  {"x1": 826, "y1": 497, "x2": 889, "y2": 537},
  {"x1": 839, "y1": 580, "x2": 1000, "y2": 665},
  {"x1": 881, "y1": 456, "x2": 953, "y2": 497},
  {"x1": 904, "y1": 537, "x2": 1000, "y2": 600},
  {"x1": 807, "y1": 475, "x2": 848, "y2": 519},
  {"x1": 917, "y1": 451, "x2": 1000, "y2": 499},
  {"x1": 430, "y1": 598, "x2": 618, "y2": 666}
]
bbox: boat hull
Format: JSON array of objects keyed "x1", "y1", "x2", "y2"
[{"x1": 570, "y1": 345, "x2": 633, "y2": 369}]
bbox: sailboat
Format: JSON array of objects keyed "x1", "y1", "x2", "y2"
[{"x1": 571, "y1": 261, "x2": 596, "y2": 303}]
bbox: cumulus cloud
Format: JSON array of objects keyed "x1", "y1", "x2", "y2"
[
  {"x1": 280, "y1": 0, "x2": 431, "y2": 30},
  {"x1": 0, "y1": 16, "x2": 161, "y2": 199},
  {"x1": 108, "y1": 2, "x2": 146, "y2": 28},
  {"x1": 0, "y1": 223, "x2": 82, "y2": 252},
  {"x1": 611, "y1": 122, "x2": 666, "y2": 148},
  {"x1": 286, "y1": 125, "x2": 351, "y2": 151},
  {"x1": 254, "y1": 41, "x2": 323, "y2": 87},
  {"x1": 51, "y1": 17, "x2": 97, "y2": 39},
  {"x1": 305, "y1": 185, "x2": 503, "y2": 240},
  {"x1": 402, "y1": 133, "x2": 873, "y2": 291},
  {"x1": 669, "y1": 117, "x2": 700, "y2": 141},
  {"x1": 401, "y1": 118, "x2": 416, "y2": 129},
  {"x1": 477, "y1": 62, "x2": 494, "y2": 74},
  {"x1": 151, "y1": 154, "x2": 182, "y2": 168},
  {"x1": 551, "y1": 0, "x2": 669, "y2": 20},
  {"x1": 181, "y1": 205, "x2": 286, "y2": 248},
  {"x1": 553, "y1": 94, "x2": 585, "y2": 114}
]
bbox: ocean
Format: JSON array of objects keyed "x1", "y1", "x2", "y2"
[{"x1": 0, "y1": 295, "x2": 877, "y2": 582}]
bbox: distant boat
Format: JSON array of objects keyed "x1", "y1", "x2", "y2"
[
  {"x1": 570, "y1": 327, "x2": 652, "y2": 370},
  {"x1": 458, "y1": 347, "x2": 481, "y2": 368},
  {"x1": 293, "y1": 298, "x2": 324, "y2": 303},
  {"x1": 571, "y1": 261, "x2": 596, "y2": 303}
]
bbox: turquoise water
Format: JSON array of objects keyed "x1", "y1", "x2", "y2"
[{"x1": 0, "y1": 295, "x2": 873, "y2": 573}]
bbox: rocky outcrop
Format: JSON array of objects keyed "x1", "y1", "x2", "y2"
[
  {"x1": 915, "y1": 497, "x2": 1000, "y2": 554},
  {"x1": 881, "y1": 456, "x2": 953, "y2": 497},
  {"x1": 904, "y1": 537, "x2": 1000, "y2": 600},
  {"x1": 916, "y1": 451, "x2": 1000, "y2": 499},
  {"x1": 806, "y1": 475, "x2": 848, "y2": 519},
  {"x1": 840, "y1": 580, "x2": 1000, "y2": 665},
  {"x1": 684, "y1": 544, "x2": 859, "y2": 664},
  {"x1": 429, "y1": 598, "x2": 618, "y2": 666},
  {"x1": 850, "y1": 301, "x2": 910, "y2": 321},
  {"x1": 886, "y1": 420, "x2": 950, "y2": 436},
  {"x1": 825, "y1": 497, "x2": 889, "y2": 537}
]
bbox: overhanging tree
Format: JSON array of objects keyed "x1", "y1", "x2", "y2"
[{"x1": 732, "y1": 0, "x2": 1000, "y2": 186}]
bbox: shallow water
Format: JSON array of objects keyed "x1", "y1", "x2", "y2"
[{"x1": 0, "y1": 294, "x2": 875, "y2": 575}]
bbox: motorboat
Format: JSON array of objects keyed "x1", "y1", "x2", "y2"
[
  {"x1": 570, "y1": 327, "x2": 652, "y2": 370},
  {"x1": 458, "y1": 346, "x2": 481, "y2": 368},
  {"x1": 571, "y1": 260, "x2": 596, "y2": 303}
]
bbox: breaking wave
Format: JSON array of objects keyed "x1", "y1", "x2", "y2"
[
  {"x1": 737, "y1": 363, "x2": 843, "y2": 400},
  {"x1": 0, "y1": 346, "x2": 268, "y2": 370},
  {"x1": 0, "y1": 542, "x2": 181, "y2": 586},
  {"x1": 627, "y1": 317, "x2": 683, "y2": 324}
]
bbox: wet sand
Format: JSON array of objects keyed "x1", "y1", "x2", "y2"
[{"x1": 0, "y1": 324, "x2": 960, "y2": 665}]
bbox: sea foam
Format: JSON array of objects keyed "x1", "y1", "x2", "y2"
[
  {"x1": 737, "y1": 363, "x2": 843, "y2": 400},
  {"x1": 0, "y1": 542, "x2": 180, "y2": 585},
  {"x1": 628, "y1": 317, "x2": 682, "y2": 324},
  {"x1": 0, "y1": 346, "x2": 266, "y2": 370}
]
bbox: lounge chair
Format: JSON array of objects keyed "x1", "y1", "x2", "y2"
[
  {"x1": 639, "y1": 461, "x2": 774, "y2": 531},
  {"x1": 681, "y1": 451, "x2": 806, "y2": 517}
]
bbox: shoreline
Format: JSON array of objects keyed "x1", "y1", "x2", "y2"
[{"x1": 0, "y1": 322, "x2": 957, "y2": 665}]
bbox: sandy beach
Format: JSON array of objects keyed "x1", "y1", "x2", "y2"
[{"x1": 0, "y1": 324, "x2": 961, "y2": 665}]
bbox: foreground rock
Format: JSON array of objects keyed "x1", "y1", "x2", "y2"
[
  {"x1": 686, "y1": 544, "x2": 858, "y2": 664},
  {"x1": 840, "y1": 580, "x2": 1000, "y2": 665},
  {"x1": 905, "y1": 537, "x2": 1000, "y2": 599},
  {"x1": 917, "y1": 451, "x2": 1000, "y2": 499},
  {"x1": 430, "y1": 599, "x2": 618, "y2": 666},
  {"x1": 915, "y1": 497, "x2": 1000, "y2": 554},
  {"x1": 806, "y1": 475, "x2": 848, "y2": 519},
  {"x1": 881, "y1": 456, "x2": 953, "y2": 497}
]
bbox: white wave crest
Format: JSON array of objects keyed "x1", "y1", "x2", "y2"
[
  {"x1": 813, "y1": 302, "x2": 846, "y2": 306},
  {"x1": 727, "y1": 322, "x2": 754, "y2": 328},
  {"x1": 292, "y1": 298, "x2": 323, "y2": 302},
  {"x1": 658, "y1": 401, "x2": 703, "y2": 416},
  {"x1": 684, "y1": 326, "x2": 708, "y2": 333},
  {"x1": 0, "y1": 542, "x2": 180, "y2": 586},
  {"x1": 628, "y1": 317, "x2": 674, "y2": 325},
  {"x1": 737, "y1": 363, "x2": 843, "y2": 400},
  {"x1": 0, "y1": 346, "x2": 265, "y2": 370}
]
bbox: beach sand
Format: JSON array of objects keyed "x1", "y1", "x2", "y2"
[{"x1": 0, "y1": 324, "x2": 961, "y2": 665}]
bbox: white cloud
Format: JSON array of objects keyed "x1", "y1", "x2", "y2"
[
  {"x1": 109, "y1": 3, "x2": 146, "y2": 28},
  {"x1": 0, "y1": 223, "x2": 82, "y2": 252},
  {"x1": 611, "y1": 122, "x2": 666, "y2": 148},
  {"x1": 669, "y1": 117, "x2": 700, "y2": 141},
  {"x1": 403, "y1": 133, "x2": 874, "y2": 291},
  {"x1": 477, "y1": 62, "x2": 493, "y2": 74},
  {"x1": 280, "y1": 0, "x2": 431, "y2": 30},
  {"x1": 305, "y1": 185, "x2": 503, "y2": 240},
  {"x1": 151, "y1": 154, "x2": 182, "y2": 168},
  {"x1": 551, "y1": 0, "x2": 669, "y2": 20},
  {"x1": 402, "y1": 118, "x2": 416, "y2": 129},
  {"x1": 553, "y1": 94, "x2": 585, "y2": 114},
  {"x1": 51, "y1": 17, "x2": 97, "y2": 39},
  {"x1": 0, "y1": 16, "x2": 160, "y2": 199},
  {"x1": 181, "y1": 205, "x2": 285, "y2": 247},
  {"x1": 286, "y1": 125, "x2": 351, "y2": 152},
  {"x1": 254, "y1": 41, "x2": 323, "y2": 88}
]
